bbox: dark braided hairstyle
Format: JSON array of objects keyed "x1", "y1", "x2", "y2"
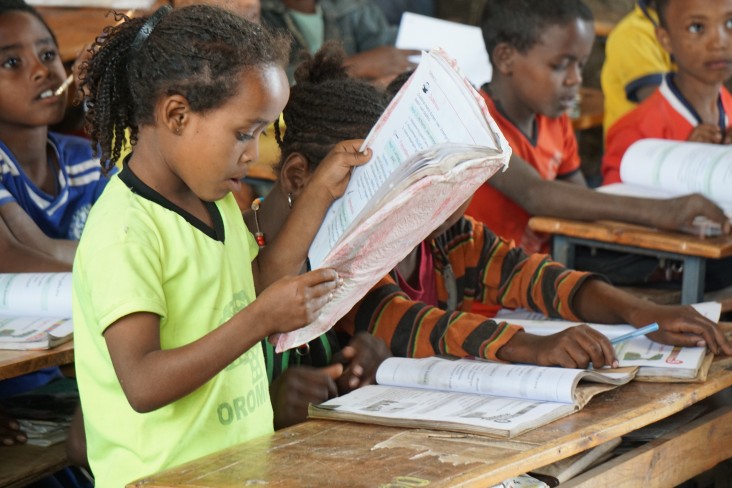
[
  {"x1": 480, "y1": 0, "x2": 593, "y2": 63},
  {"x1": 0, "y1": 0, "x2": 57, "y2": 46},
  {"x1": 274, "y1": 41, "x2": 388, "y2": 170},
  {"x1": 82, "y1": 4, "x2": 290, "y2": 173}
]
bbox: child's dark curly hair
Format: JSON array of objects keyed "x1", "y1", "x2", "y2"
[
  {"x1": 480, "y1": 0, "x2": 593, "y2": 63},
  {"x1": 82, "y1": 4, "x2": 290, "y2": 172},
  {"x1": 275, "y1": 41, "x2": 388, "y2": 170},
  {"x1": 0, "y1": 0, "x2": 57, "y2": 45}
]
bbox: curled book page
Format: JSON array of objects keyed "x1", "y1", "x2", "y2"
[{"x1": 275, "y1": 49, "x2": 511, "y2": 352}]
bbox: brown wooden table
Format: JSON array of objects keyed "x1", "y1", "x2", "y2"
[
  {"x1": 40, "y1": 4, "x2": 162, "y2": 63},
  {"x1": 0, "y1": 341, "x2": 74, "y2": 381},
  {"x1": 130, "y1": 356, "x2": 732, "y2": 488},
  {"x1": 529, "y1": 217, "x2": 732, "y2": 305}
]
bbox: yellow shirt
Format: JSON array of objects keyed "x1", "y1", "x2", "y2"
[{"x1": 601, "y1": 5, "x2": 674, "y2": 137}]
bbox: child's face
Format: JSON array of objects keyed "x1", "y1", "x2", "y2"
[
  {"x1": 657, "y1": 0, "x2": 732, "y2": 86},
  {"x1": 0, "y1": 12, "x2": 67, "y2": 131},
  {"x1": 173, "y1": 66, "x2": 289, "y2": 202},
  {"x1": 502, "y1": 19, "x2": 594, "y2": 119}
]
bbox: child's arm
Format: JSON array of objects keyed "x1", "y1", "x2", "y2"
[
  {"x1": 252, "y1": 140, "x2": 371, "y2": 292},
  {"x1": 571, "y1": 279, "x2": 732, "y2": 356},
  {"x1": 103, "y1": 268, "x2": 340, "y2": 412},
  {"x1": 0, "y1": 203, "x2": 76, "y2": 272},
  {"x1": 491, "y1": 154, "x2": 731, "y2": 235}
]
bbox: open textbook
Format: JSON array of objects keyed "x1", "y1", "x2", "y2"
[
  {"x1": 600, "y1": 139, "x2": 732, "y2": 217},
  {"x1": 0, "y1": 273, "x2": 73, "y2": 350},
  {"x1": 493, "y1": 301, "x2": 721, "y2": 382},
  {"x1": 275, "y1": 49, "x2": 511, "y2": 352},
  {"x1": 308, "y1": 356, "x2": 636, "y2": 438}
]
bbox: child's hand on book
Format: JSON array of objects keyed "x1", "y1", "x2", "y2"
[
  {"x1": 653, "y1": 194, "x2": 730, "y2": 236},
  {"x1": 257, "y1": 268, "x2": 341, "y2": 335},
  {"x1": 270, "y1": 363, "x2": 342, "y2": 430},
  {"x1": 0, "y1": 410, "x2": 27, "y2": 446},
  {"x1": 304, "y1": 139, "x2": 371, "y2": 202},
  {"x1": 496, "y1": 325, "x2": 618, "y2": 369},
  {"x1": 627, "y1": 304, "x2": 732, "y2": 356},
  {"x1": 688, "y1": 123, "x2": 723, "y2": 144},
  {"x1": 333, "y1": 332, "x2": 391, "y2": 394}
]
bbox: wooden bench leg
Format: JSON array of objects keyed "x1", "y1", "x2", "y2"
[
  {"x1": 681, "y1": 256, "x2": 706, "y2": 304},
  {"x1": 552, "y1": 235, "x2": 575, "y2": 269}
]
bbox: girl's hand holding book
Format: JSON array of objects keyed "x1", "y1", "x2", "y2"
[
  {"x1": 256, "y1": 268, "x2": 342, "y2": 335},
  {"x1": 305, "y1": 139, "x2": 371, "y2": 202}
]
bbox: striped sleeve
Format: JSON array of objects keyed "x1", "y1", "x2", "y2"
[
  {"x1": 336, "y1": 217, "x2": 604, "y2": 361},
  {"x1": 336, "y1": 275, "x2": 522, "y2": 361},
  {"x1": 470, "y1": 217, "x2": 600, "y2": 321}
]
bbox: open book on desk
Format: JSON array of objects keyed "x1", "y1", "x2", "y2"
[
  {"x1": 308, "y1": 356, "x2": 637, "y2": 439},
  {"x1": 600, "y1": 139, "x2": 732, "y2": 230},
  {"x1": 274, "y1": 49, "x2": 511, "y2": 352},
  {"x1": 494, "y1": 301, "x2": 721, "y2": 382},
  {"x1": 0, "y1": 273, "x2": 73, "y2": 351}
]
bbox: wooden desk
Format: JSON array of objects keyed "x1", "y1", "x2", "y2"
[
  {"x1": 40, "y1": 4, "x2": 161, "y2": 63},
  {"x1": 571, "y1": 87, "x2": 604, "y2": 131},
  {"x1": 529, "y1": 217, "x2": 732, "y2": 305},
  {"x1": 40, "y1": 7, "x2": 119, "y2": 63},
  {"x1": 0, "y1": 341, "x2": 74, "y2": 380},
  {"x1": 130, "y1": 357, "x2": 732, "y2": 488},
  {"x1": 0, "y1": 342, "x2": 75, "y2": 485}
]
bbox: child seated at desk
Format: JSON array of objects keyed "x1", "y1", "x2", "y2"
[
  {"x1": 600, "y1": 0, "x2": 732, "y2": 290},
  {"x1": 73, "y1": 5, "x2": 370, "y2": 486},
  {"x1": 464, "y1": 0, "x2": 731, "y2": 288},
  {"x1": 0, "y1": 1, "x2": 109, "y2": 485},
  {"x1": 247, "y1": 43, "x2": 732, "y2": 427},
  {"x1": 603, "y1": 0, "x2": 732, "y2": 181}
]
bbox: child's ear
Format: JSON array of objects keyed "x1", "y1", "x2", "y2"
[
  {"x1": 280, "y1": 153, "x2": 311, "y2": 197},
  {"x1": 492, "y1": 43, "x2": 516, "y2": 76},
  {"x1": 159, "y1": 94, "x2": 190, "y2": 135},
  {"x1": 656, "y1": 26, "x2": 673, "y2": 54}
]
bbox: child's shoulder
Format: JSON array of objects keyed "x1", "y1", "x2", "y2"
[{"x1": 48, "y1": 132, "x2": 98, "y2": 167}]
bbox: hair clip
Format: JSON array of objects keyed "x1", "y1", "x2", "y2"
[{"x1": 131, "y1": 4, "x2": 172, "y2": 53}]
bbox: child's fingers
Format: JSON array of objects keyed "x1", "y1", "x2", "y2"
[{"x1": 300, "y1": 268, "x2": 340, "y2": 287}]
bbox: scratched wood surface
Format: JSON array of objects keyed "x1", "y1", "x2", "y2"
[
  {"x1": 529, "y1": 217, "x2": 732, "y2": 259},
  {"x1": 0, "y1": 341, "x2": 74, "y2": 380},
  {"x1": 130, "y1": 356, "x2": 732, "y2": 488}
]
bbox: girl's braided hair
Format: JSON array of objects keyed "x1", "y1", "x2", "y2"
[
  {"x1": 275, "y1": 41, "x2": 388, "y2": 170},
  {"x1": 82, "y1": 4, "x2": 289, "y2": 172}
]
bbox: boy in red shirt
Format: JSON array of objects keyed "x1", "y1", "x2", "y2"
[
  {"x1": 602, "y1": 0, "x2": 732, "y2": 185},
  {"x1": 465, "y1": 0, "x2": 731, "y2": 288}
]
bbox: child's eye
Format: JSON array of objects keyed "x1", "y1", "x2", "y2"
[
  {"x1": 551, "y1": 61, "x2": 569, "y2": 72},
  {"x1": 687, "y1": 23, "x2": 703, "y2": 34},
  {"x1": 40, "y1": 49, "x2": 58, "y2": 62},
  {"x1": 236, "y1": 132, "x2": 254, "y2": 142},
  {"x1": 725, "y1": 18, "x2": 732, "y2": 30},
  {"x1": 1, "y1": 57, "x2": 19, "y2": 69}
]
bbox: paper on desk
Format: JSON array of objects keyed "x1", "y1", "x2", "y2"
[
  {"x1": 396, "y1": 12, "x2": 492, "y2": 88},
  {"x1": 27, "y1": 0, "x2": 154, "y2": 8}
]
